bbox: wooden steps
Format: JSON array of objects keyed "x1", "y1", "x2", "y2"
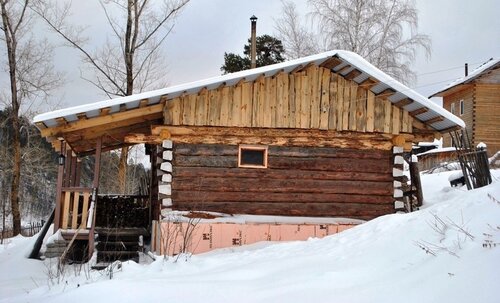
[{"x1": 92, "y1": 227, "x2": 149, "y2": 270}]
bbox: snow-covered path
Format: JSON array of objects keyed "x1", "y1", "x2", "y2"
[{"x1": 1, "y1": 170, "x2": 499, "y2": 303}]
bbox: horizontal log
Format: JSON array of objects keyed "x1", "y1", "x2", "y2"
[
  {"x1": 268, "y1": 156, "x2": 390, "y2": 172},
  {"x1": 171, "y1": 190, "x2": 392, "y2": 204},
  {"x1": 124, "y1": 133, "x2": 169, "y2": 144},
  {"x1": 173, "y1": 167, "x2": 393, "y2": 182},
  {"x1": 172, "y1": 155, "x2": 391, "y2": 173},
  {"x1": 169, "y1": 135, "x2": 393, "y2": 150},
  {"x1": 153, "y1": 126, "x2": 394, "y2": 150},
  {"x1": 173, "y1": 155, "x2": 237, "y2": 168},
  {"x1": 173, "y1": 144, "x2": 391, "y2": 159},
  {"x1": 172, "y1": 177, "x2": 393, "y2": 195},
  {"x1": 172, "y1": 201, "x2": 394, "y2": 219}
]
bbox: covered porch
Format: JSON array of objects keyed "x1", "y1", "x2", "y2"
[{"x1": 35, "y1": 96, "x2": 169, "y2": 262}]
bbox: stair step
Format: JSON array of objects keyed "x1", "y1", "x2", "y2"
[{"x1": 95, "y1": 227, "x2": 149, "y2": 237}]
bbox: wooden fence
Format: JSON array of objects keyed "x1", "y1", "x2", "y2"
[{"x1": 1, "y1": 220, "x2": 45, "y2": 240}]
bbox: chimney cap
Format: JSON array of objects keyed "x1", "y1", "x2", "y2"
[{"x1": 250, "y1": 15, "x2": 257, "y2": 22}]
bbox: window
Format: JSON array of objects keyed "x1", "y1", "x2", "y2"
[
  {"x1": 238, "y1": 145, "x2": 268, "y2": 168},
  {"x1": 460, "y1": 99, "x2": 464, "y2": 116},
  {"x1": 450, "y1": 102, "x2": 455, "y2": 114}
]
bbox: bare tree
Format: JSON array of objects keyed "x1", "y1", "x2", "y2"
[
  {"x1": 34, "y1": 0, "x2": 189, "y2": 193},
  {"x1": 276, "y1": 0, "x2": 431, "y2": 84},
  {"x1": 1, "y1": 0, "x2": 62, "y2": 235},
  {"x1": 275, "y1": 0, "x2": 319, "y2": 59}
]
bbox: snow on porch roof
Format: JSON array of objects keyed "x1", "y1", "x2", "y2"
[
  {"x1": 33, "y1": 50, "x2": 464, "y2": 131},
  {"x1": 430, "y1": 58, "x2": 500, "y2": 98}
]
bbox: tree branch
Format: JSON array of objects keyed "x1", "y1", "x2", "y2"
[{"x1": 33, "y1": 8, "x2": 127, "y2": 96}]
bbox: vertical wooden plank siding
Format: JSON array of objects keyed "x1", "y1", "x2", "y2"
[
  {"x1": 348, "y1": 81, "x2": 358, "y2": 131},
  {"x1": 288, "y1": 74, "x2": 296, "y2": 128},
  {"x1": 241, "y1": 82, "x2": 253, "y2": 126},
  {"x1": 300, "y1": 72, "x2": 310, "y2": 128},
  {"x1": 366, "y1": 91, "x2": 375, "y2": 132},
  {"x1": 356, "y1": 87, "x2": 367, "y2": 132},
  {"x1": 327, "y1": 72, "x2": 338, "y2": 130},
  {"x1": 309, "y1": 65, "x2": 320, "y2": 129},
  {"x1": 275, "y1": 72, "x2": 285, "y2": 127},
  {"x1": 232, "y1": 83, "x2": 242, "y2": 127},
  {"x1": 162, "y1": 68, "x2": 415, "y2": 134},
  {"x1": 319, "y1": 68, "x2": 331, "y2": 130}
]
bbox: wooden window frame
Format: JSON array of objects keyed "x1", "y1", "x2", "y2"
[
  {"x1": 238, "y1": 145, "x2": 268, "y2": 169},
  {"x1": 459, "y1": 99, "x2": 464, "y2": 116}
]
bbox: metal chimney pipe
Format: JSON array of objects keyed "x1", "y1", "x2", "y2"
[
  {"x1": 250, "y1": 15, "x2": 257, "y2": 69},
  {"x1": 465, "y1": 63, "x2": 468, "y2": 76}
]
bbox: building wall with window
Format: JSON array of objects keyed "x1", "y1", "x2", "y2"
[
  {"x1": 474, "y1": 70, "x2": 500, "y2": 156},
  {"x1": 441, "y1": 85, "x2": 474, "y2": 147},
  {"x1": 169, "y1": 143, "x2": 393, "y2": 220},
  {"x1": 439, "y1": 68, "x2": 500, "y2": 155},
  {"x1": 157, "y1": 64, "x2": 431, "y2": 220}
]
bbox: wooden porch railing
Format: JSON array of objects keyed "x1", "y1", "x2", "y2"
[{"x1": 60, "y1": 187, "x2": 93, "y2": 230}]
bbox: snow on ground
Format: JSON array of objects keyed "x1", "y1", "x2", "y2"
[{"x1": 1, "y1": 170, "x2": 500, "y2": 303}]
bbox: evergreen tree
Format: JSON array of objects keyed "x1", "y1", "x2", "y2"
[{"x1": 221, "y1": 34, "x2": 285, "y2": 74}]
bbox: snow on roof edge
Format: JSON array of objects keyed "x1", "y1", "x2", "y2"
[
  {"x1": 430, "y1": 58, "x2": 500, "y2": 97},
  {"x1": 33, "y1": 51, "x2": 337, "y2": 124},
  {"x1": 33, "y1": 50, "x2": 465, "y2": 129},
  {"x1": 335, "y1": 52, "x2": 465, "y2": 129}
]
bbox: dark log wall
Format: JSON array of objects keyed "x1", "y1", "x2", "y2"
[{"x1": 171, "y1": 143, "x2": 394, "y2": 220}]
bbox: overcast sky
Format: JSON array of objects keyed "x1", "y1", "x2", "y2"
[{"x1": 11, "y1": 0, "x2": 500, "y2": 112}]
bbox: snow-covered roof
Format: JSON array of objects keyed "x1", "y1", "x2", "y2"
[
  {"x1": 33, "y1": 50, "x2": 464, "y2": 131},
  {"x1": 430, "y1": 58, "x2": 500, "y2": 97}
]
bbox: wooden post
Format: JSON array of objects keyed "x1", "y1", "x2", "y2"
[
  {"x1": 92, "y1": 137, "x2": 102, "y2": 188},
  {"x1": 63, "y1": 147, "x2": 72, "y2": 187},
  {"x1": 75, "y1": 159, "x2": 82, "y2": 187},
  {"x1": 88, "y1": 137, "x2": 102, "y2": 259},
  {"x1": 54, "y1": 141, "x2": 66, "y2": 231},
  {"x1": 409, "y1": 155, "x2": 423, "y2": 207},
  {"x1": 70, "y1": 153, "x2": 77, "y2": 186},
  {"x1": 148, "y1": 144, "x2": 158, "y2": 228}
]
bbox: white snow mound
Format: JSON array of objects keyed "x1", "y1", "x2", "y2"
[{"x1": 1, "y1": 170, "x2": 499, "y2": 303}]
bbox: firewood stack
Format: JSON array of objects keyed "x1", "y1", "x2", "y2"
[{"x1": 95, "y1": 195, "x2": 149, "y2": 228}]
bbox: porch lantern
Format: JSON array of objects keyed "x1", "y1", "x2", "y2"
[
  {"x1": 58, "y1": 153, "x2": 65, "y2": 166},
  {"x1": 58, "y1": 140, "x2": 65, "y2": 166}
]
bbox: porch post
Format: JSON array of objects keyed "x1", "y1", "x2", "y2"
[
  {"x1": 70, "y1": 152, "x2": 78, "y2": 186},
  {"x1": 88, "y1": 137, "x2": 102, "y2": 259},
  {"x1": 92, "y1": 137, "x2": 102, "y2": 188},
  {"x1": 63, "y1": 146, "x2": 72, "y2": 187},
  {"x1": 53, "y1": 141, "x2": 66, "y2": 231}
]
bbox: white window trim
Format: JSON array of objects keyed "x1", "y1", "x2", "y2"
[
  {"x1": 450, "y1": 102, "x2": 455, "y2": 115},
  {"x1": 459, "y1": 99, "x2": 464, "y2": 116}
]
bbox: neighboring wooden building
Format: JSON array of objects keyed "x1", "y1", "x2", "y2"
[
  {"x1": 33, "y1": 50, "x2": 464, "y2": 258},
  {"x1": 431, "y1": 58, "x2": 500, "y2": 156}
]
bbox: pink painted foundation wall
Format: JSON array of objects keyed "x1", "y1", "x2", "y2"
[{"x1": 156, "y1": 221, "x2": 357, "y2": 256}]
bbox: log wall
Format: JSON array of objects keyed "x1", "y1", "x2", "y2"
[
  {"x1": 164, "y1": 66, "x2": 413, "y2": 135},
  {"x1": 170, "y1": 143, "x2": 394, "y2": 220}
]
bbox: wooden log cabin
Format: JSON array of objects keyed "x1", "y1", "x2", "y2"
[
  {"x1": 34, "y1": 50, "x2": 464, "y2": 258},
  {"x1": 431, "y1": 58, "x2": 500, "y2": 156}
]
